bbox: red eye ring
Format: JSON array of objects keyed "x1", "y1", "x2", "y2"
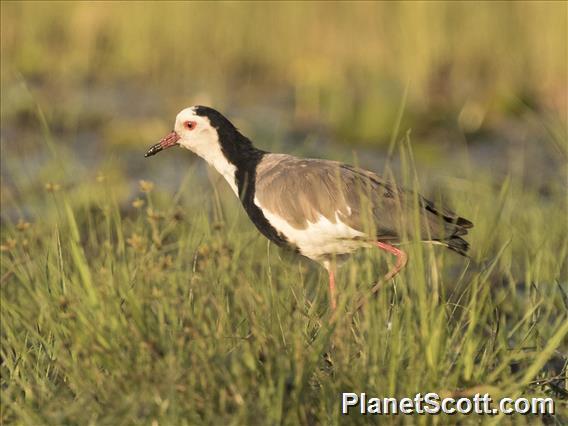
[{"x1": 184, "y1": 121, "x2": 197, "y2": 130}]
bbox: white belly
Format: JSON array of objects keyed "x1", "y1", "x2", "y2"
[{"x1": 256, "y1": 198, "x2": 367, "y2": 262}]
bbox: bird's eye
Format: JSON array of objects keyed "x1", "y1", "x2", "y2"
[{"x1": 184, "y1": 121, "x2": 197, "y2": 130}]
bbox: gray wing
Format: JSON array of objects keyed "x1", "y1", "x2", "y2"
[{"x1": 255, "y1": 154, "x2": 473, "y2": 252}]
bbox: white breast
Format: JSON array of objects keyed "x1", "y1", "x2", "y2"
[{"x1": 255, "y1": 197, "x2": 367, "y2": 262}]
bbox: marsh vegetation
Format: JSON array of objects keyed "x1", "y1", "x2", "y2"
[{"x1": 1, "y1": 2, "x2": 567, "y2": 424}]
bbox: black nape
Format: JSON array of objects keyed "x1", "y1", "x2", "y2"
[{"x1": 194, "y1": 105, "x2": 290, "y2": 249}]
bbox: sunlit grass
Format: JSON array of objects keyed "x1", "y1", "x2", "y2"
[
  {"x1": 1, "y1": 1, "x2": 567, "y2": 424},
  {"x1": 1, "y1": 2, "x2": 566, "y2": 143},
  {"x1": 1, "y1": 112, "x2": 566, "y2": 424}
]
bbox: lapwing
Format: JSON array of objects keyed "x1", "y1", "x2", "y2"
[{"x1": 145, "y1": 106, "x2": 473, "y2": 310}]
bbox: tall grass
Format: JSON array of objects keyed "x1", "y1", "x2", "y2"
[
  {"x1": 1, "y1": 2, "x2": 567, "y2": 424},
  {"x1": 1, "y1": 106, "x2": 566, "y2": 424},
  {"x1": 1, "y1": 2, "x2": 566, "y2": 142}
]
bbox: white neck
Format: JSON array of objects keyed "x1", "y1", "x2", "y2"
[{"x1": 187, "y1": 139, "x2": 239, "y2": 196}]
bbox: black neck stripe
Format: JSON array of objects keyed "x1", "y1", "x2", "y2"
[{"x1": 193, "y1": 106, "x2": 291, "y2": 248}]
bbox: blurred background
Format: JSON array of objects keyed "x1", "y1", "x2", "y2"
[{"x1": 1, "y1": 1, "x2": 566, "y2": 214}]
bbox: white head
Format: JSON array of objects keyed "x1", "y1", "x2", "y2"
[
  {"x1": 173, "y1": 107, "x2": 220, "y2": 156},
  {"x1": 145, "y1": 106, "x2": 220, "y2": 158},
  {"x1": 145, "y1": 106, "x2": 251, "y2": 195}
]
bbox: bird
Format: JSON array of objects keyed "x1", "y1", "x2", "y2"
[{"x1": 145, "y1": 106, "x2": 473, "y2": 311}]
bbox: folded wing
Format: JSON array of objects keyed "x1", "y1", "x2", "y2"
[{"x1": 255, "y1": 154, "x2": 473, "y2": 255}]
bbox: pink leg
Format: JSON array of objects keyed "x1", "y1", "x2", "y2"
[
  {"x1": 352, "y1": 242, "x2": 408, "y2": 314},
  {"x1": 328, "y1": 268, "x2": 337, "y2": 311},
  {"x1": 374, "y1": 241, "x2": 408, "y2": 282}
]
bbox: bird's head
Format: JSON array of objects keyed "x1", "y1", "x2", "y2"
[
  {"x1": 145, "y1": 106, "x2": 225, "y2": 158},
  {"x1": 145, "y1": 106, "x2": 259, "y2": 193}
]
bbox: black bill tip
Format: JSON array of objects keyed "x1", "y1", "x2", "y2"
[{"x1": 144, "y1": 143, "x2": 162, "y2": 158}]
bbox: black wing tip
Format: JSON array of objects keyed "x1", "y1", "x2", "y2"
[
  {"x1": 456, "y1": 217, "x2": 474, "y2": 229},
  {"x1": 422, "y1": 201, "x2": 473, "y2": 229},
  {"x1": 446, "y1": 236, "x2": 470, "y2": 257}
]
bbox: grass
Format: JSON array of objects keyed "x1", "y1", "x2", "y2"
[
  {"x1": 1, "y1": 2, "x2": 567, "y2": 424},
  {"x1": 1, "y1": 2, "x2": 566, "y2": 143},
  {"x1": 1, "y1": 107, "x2": 567, "y2": 424}
]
